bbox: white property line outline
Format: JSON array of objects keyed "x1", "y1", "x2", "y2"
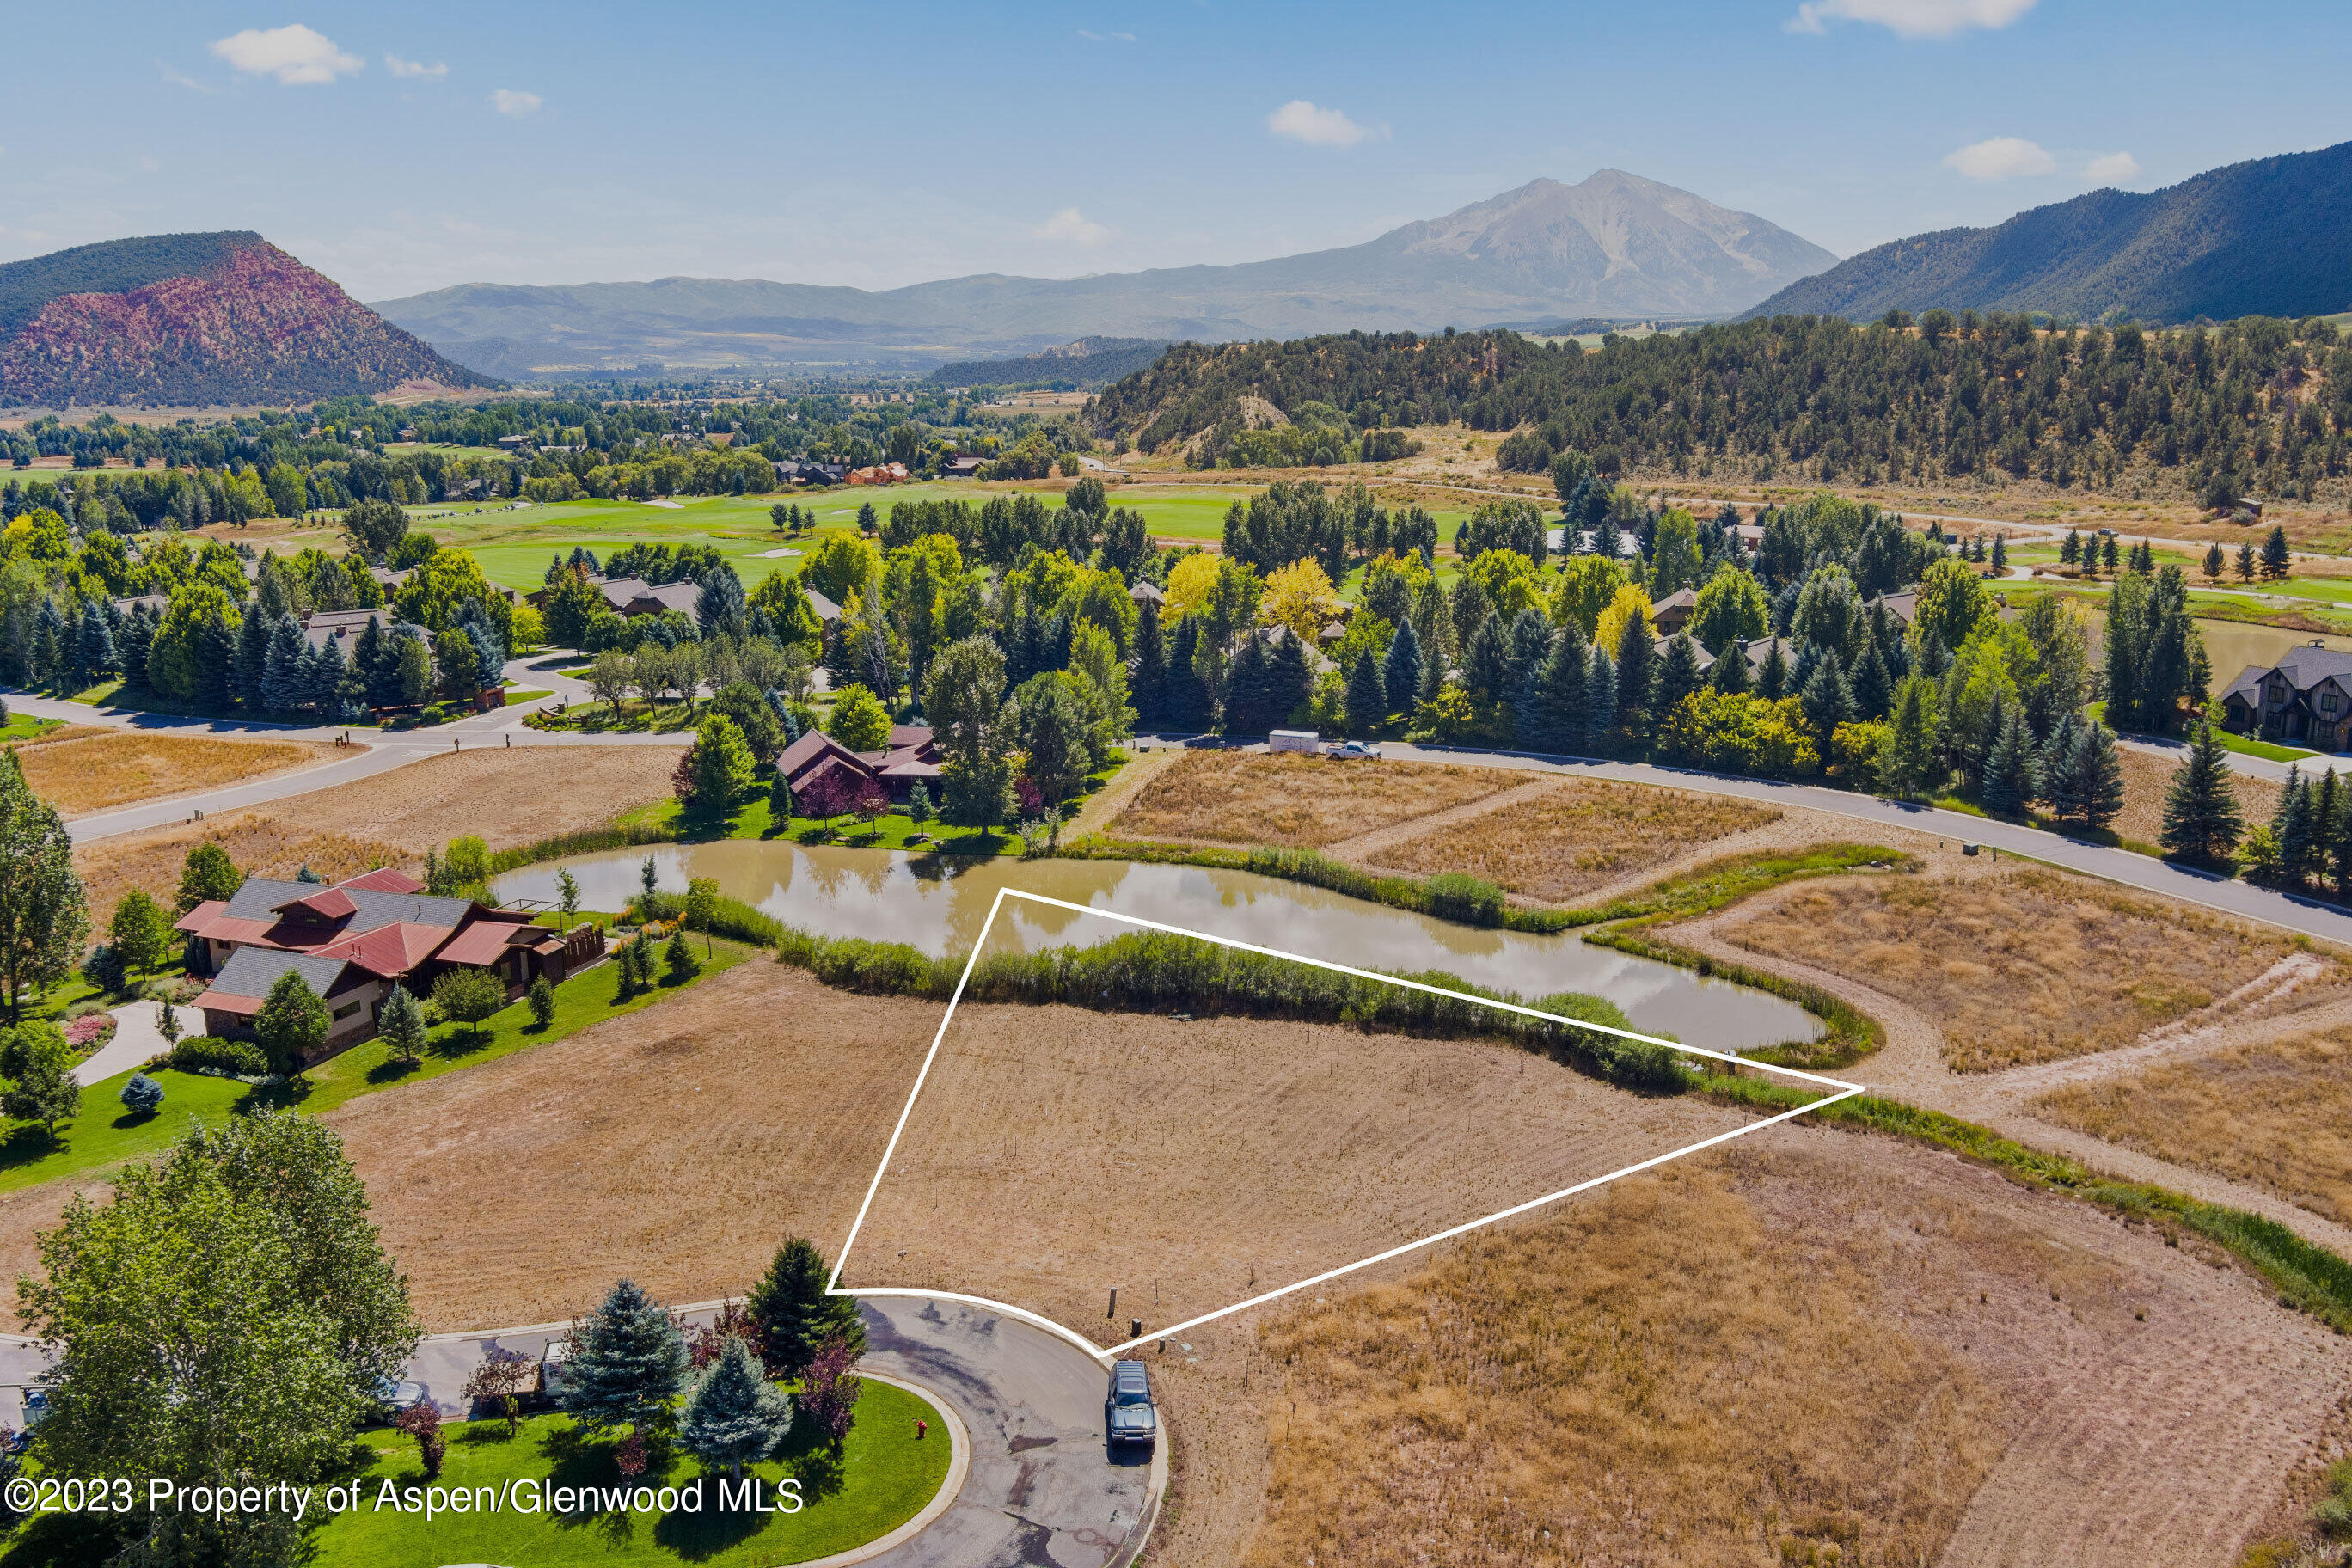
[{"x1": 827, "y1": 885, "x2": 1865, "y2": 1363}]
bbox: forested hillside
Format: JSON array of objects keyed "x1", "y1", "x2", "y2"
[
  {"x1": 928, "y1": 337, "x2": 1169, "y2": 389},
  {"x1": 1749, "y1": 139, "x2": 2352, "y2": 325},
  {"x1": 1092, "y1": 314, "x2": 2352, "y2": 503}
]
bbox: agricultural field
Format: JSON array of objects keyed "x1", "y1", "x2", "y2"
[
  {"x1": 1719, "y1": 867, "x2": 2337, "y2": 1072},
  {"x1": 2032, "y1": 1027, "x2": 2352, "y2": 1224},
  {"x1": 1108, "y1": 750, "x2": 1520, "y2": 848}
]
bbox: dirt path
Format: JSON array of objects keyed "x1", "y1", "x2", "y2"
[{"x1": 1318, "y1": 775, "x2": 1557, "y2": 863}]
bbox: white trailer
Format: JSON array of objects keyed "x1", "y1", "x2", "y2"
[{"x1": 1268, "y1": 729, "x2": 1320, "y2": 754}]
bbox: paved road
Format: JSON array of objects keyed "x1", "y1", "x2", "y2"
[{"x1": 0, "y1": 1293, "x2": 1161, "y2": 1567}]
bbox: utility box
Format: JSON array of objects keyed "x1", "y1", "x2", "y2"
[{"x1": 1269, "y1": 729, "x2": 1320, "y2": 754}]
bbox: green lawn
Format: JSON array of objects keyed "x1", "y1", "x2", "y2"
[
  {"x1": 2204, "y1": 726, "x2": 2318, "y2": 763},
  {"x1": 309, "y1": 1380, "x2": 950, "y2": 1567},
  {"x1": 621, "y1": 795, "x2": 1023, "y2": 856},
  {"x1": 0, "y1": 941, "x2": 754, "y2": 1194},
  {"x1": 0, "y1": 714, "x2": 65, "y2": 743}
]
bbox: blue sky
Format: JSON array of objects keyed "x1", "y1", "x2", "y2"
[{"x1": 3, "y1": 1, "x2": 2347, "y2": 303}]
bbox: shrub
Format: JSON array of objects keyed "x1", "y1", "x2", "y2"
[
  {"x1": 167, "y1": 1036, "x2": 269, "y2": 1076},
  {"x1": 119, "y1": 1074, "x2": 163, "y2": 1116},
  {"x1": 431, "y1": 968, "x2": 508, "y2": 1043},
  {"x1": 1424, "y1": 872, "x2": 1507, "y2": 927},
  {"x1": 526, "y1": 975, "x2": 555, "y2": 1029},
  {"x1": 78, "y1": 944, "x2": 127, "y2": 996},
  {"x1": 664, "y1": 930, "x2": 698, "y2": 980}
]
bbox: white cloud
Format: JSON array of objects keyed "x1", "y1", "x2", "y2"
[
  {"x1": 157, "y1": 61, "x2": 212, "y2": 93},
  {"x1": 1788, "y1": 0, "x2": 2036, "y2": 38},
  {"x1": 2086, "y1": 150, "x2": 2141, "y2": 183},
  {"x1": 491, "y1": 89, "x2": 542, "y2": 117},
  {"x1": 1036, "y1": 207, "x2": 1110, "y2": 245},
  {"x1": 208, "y1": 24, "x2": 362, "y2": 85},
  {"x1": 385, "y1": 55, "x2": 447, "y2": 79},
  {"x1": 1267, "y1": 100, "x2": 1373, "y2": 149},
  {"x1": 1943, "y1": 136, "x2": 2056, "y2": 181},
  {"x1": 1077, "y1": 29, "x2": 1136, "y2": 41}
]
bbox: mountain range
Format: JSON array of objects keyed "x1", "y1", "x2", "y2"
[
  {"x1": 370, "y1": 172, "x2": 1838, "y2": 377},
  {"x1": 0, "y1": 233, "x2": 493, "y2": 408},
  {"x1": 1749, "y1": 139, "x2": 2352, "y2": 323}
]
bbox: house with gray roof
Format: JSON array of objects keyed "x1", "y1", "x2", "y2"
[{"x1": 2221, "y1": 644, "x2": 2352, "y2": 750}]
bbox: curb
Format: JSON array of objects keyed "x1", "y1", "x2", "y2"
[{"x1": 789, "y1": 1369, "x2": 971, "y2": 1568}]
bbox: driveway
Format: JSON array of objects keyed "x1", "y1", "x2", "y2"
[{"x1": 70, "y1": 1000, "x2": 168, "y2": 1087}]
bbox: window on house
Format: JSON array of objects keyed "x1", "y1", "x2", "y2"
[
  {"x1": 2327, "y1": 694, "x2": 2342, "y2": 717},
  {"x1": 332, "y1": 1001, "x2": 362, "y2": 1021}
]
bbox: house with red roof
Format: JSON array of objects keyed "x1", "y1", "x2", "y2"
[
  {"x1": 176, "y1": 867, "x2": 603, "y2": 1062},
  {"x1": 775, "y1": 723, "x2": 941, "y2": 807}
]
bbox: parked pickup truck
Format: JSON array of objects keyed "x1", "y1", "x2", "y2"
[
  {"x1": 1326, "y1": 739, "x2": 1381, "y2": 759},
  {"x1": 1106, "y1": 1359, "x2": 1157, "y2": 1449}
]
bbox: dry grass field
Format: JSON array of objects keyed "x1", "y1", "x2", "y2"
[
  {"x1": 1240, "y1": 1165, "x2": 2000, "y2": 1568},
  {"x1": 72, "y1": 746, "x2": 683, "y2": 919},
  {"x1": 1363, "y1": 778, "x2": 1778, "y2": 903},
  {"x1": 2032, "y1": 1029, "x2": 2352, "y2": 1223},
  {"x1": 18, "y1": 731, "x2": 329, "y2": 817},
  {"x1": 842, "y1": 995, "x2": 1758, "y2": 1342},
  {"x1": 2114, "y1": 745, "x2": 2281, "y2": 848},
  {"x1": 1724, "y1": 868, "x2": 2319, "y2": 1072},
  {"x1": 1110, "y1": 750, "x2": 1516, "y2": 848}
]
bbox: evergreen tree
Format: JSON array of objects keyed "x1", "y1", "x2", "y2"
[
  {"x1": 234, "y1": 612, "x2": 270, "y2": 708},
  {"x1": 1461, "y1": 616, "x2": 1509, "y2": 699},
  {"x1": 1131, "y1": 603, "x2": 1167, "y2": 721},
  {"x1": 1504, "y1": 608, "x2": 1553, "y2": 699},
  {"x1": 1220, "y1": 634, "x2": 1271, "y2": 733},
  {"x1": 377, "y1": 983, "x2": 426, "y2": 1067},
  {"x1": 194, "y1": 612, "x2": 237, "y2": 709},
  {"x1": 33, "y1": 600, "x2": 65, "y2": 689},
  {"x1": 1530, "y1": 624, "x2": 1590, "y2": 752},
  {"x1": 1267, "y1": 627, "x2": 1313, "y2": 726},
  {"x1": 2261, "y1": 524, "x2": 2292, "y2": 581},
  {"x1": 2159, "y1": 721, "x2": 2244, "y2": 862},
  {"x1": 1586, "y1": 646, "x2": 1617, "y2": 740},
  {"x1": 1757, "y1": 639, "x2": 1790, "y2": 701},
  {"x1": 1709, "y1": 638, "x2": 1751, "y2": 694},
  {"x1": 1798, "y1": 650, "x2": 1855, "y2": 738},
  {"x1": 1381, "y1": 620, "x2": 1424, "y2": 720},
  {"x1": 1877, "y1": 675, "x2": 1941, "y2": 796},
  {"x1": 559, "y1": 1278, "x2": 690, "y2": 1436},
  {"x1": 2101, "y1": 535, "x2": 2120, "y2": 573},
  {"x1": 1613, "y1": 612, "x2": 1652, "y2": 732},
  {"x1": 2235, "y1": 542, "x2": 2257, "y2": 582},
  {"x1": 1981, "y1": 702, "x2": 2037, "y2": 817},
  {"x1": 1165, "y1": 615, "x2": 1204, "y2": 726},
  {"x1": 2274, "y1": 767, "x2": 2314, "y2": 884},
  {"x1": 260, "y1": 612, "x2": 304, "y2": 714},
  {"x1": 1850, "y1": 639, "x2": 1894, "y2": 720},
  {"x1": 293, "y1": 640, "x2": 327, "y2": 716},
  {"x1": 2079, "y1": 723, "x2": 2126, "y2": 828},
  {"x1": 745, "y1": 1238, "x2": 865, "y2": 1378},
  {"x1": 2039, "y1": 713, "x2": 2082, "y2": 818},
  {"x1": 678, "y1": 1335, "x2": 793, "y2": 1479},
  {"x1": 1344, "y1": 651, "x2": 1387, "y2": 736},
  {"x1": 1649, "y1": 632, "x2": 1704, "y2": 720},
  {"x1": 2061, "y1": 530, "x2": 2082, "y2": 569},
  {"x1": 1991, "y1": 535, "x2": 2007, "y2": 573},
  {"x1": 75, "y1": 604, "x2": 115, "y2": 684}
]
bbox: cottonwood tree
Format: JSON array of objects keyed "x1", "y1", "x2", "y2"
[
  {"x1": 107, "y1": 891, "x2": 172, "y2": 978},
  {"x1": 1, "y1": 1025, "x2": 79, "y2": 1138},
  {"x1": 254, "y1": 971, "x2": 329, "y2": 1075},
  {"x1": 20, "y1": 1112, "x2": 419, "y2": 1566},
  {"x1": 175, "y1": 842, "x2": 242, "y2": 915}
]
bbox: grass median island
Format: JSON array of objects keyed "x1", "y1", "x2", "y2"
[
  {"x1": 0, "y1": 939, "x2": 754, "y2": 1194},
  {"x1": 309, "y1": 1380, "x2": 951, "y2": 1568}
]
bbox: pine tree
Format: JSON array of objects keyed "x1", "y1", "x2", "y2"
[
  {"x1": 378, "y1": 983, "x2": 426, "y2": 1067},
  {"x1": 260, "y1": 612, "x2": 304, "y2": 714},
  {"x1": 1877, "y1": 675, "x2": 1941, "y2": 797},
  {"x1": 1981, "y1": 702, "x2": 2037, "y2": 816},
  {"x1": 2262, "y1": 524, "x2": 2292, "y2": 581},
  {"x1": 1131, "y1": 603, "x2": 1167, "y2": 722},
  {"x1": 745, "y1": 1237, "x2": 865, "y2": 1378},
  {"x1": 1991, "y1": 534, "x2": 2007, "y2": 573},
  {"x1": 75, "y1": 604, "x2": 115, "y2": 683},
  {"x1": 1462, "y1": 616, "x2": 1509, "y2": 699},
  {"x1": 2079, "y1": 723, "x2": 2126, "y2": 829},
  {"x1": 2101, "y1": 535, "x2": 2120, "y2": 574},
  {"x1": 1344, "y1": 651, "x2": 1387, "y2": 737},
  {"x1": 1850, "y1": 638, "x2": 1894, "y2": 720},
  {"x1": 559, "y1": 1278, "x2": 690, "y2": 1437},
  {"x1": 1381, "y1": 620, "x2": 1424, "y2": 720},
  {"x1": 1166, "y1": 615, "x2": 1205, "y2": 726},
  {"x1": 1799, "y1": 650, "x2": 1854, "y2": 738},
  {"x1": 1221, "y1": 633, "x2": 1270, "y2": 733},
  {"x1": 1757, "y1": 639, "x2": 1789, "y2": 701},
  {"x1": 678, "y1": 1334, "x2": 793, "y2": 1479},
  {"x1": 1585, "y1": 646, "x2": 1617, "y2": 740},
  {"x1": 1267, "y1": 628, "x2": 1313, "y2": 726},
  {"x1": 1613, "y1": 612, "x2": 1653, "y2": 732},
  {"x1": 195, "y1": 612, "x2": 238, "y2": 709},
  {"x1": 1530, "y1": 624, "x2": 1590, "y2": 752},
  {"x1": 1710, "y1": 635, "x2": 1751, "y2": 695},
  {"x1": 2201, "y1": 542, "x2": 2225, "y2": 581},
  {"x1": 2274, "y1": 767, "x2": 2314, "y2": 885},
  {"x1": 2236, "y1": 542, "x2": 2257, "y2": 581},
  {"x1": 2159, "y1": 722, "x2": 2244, "y2": 862},
  {"x1": 2061, "y1": 530, "x2": 2082, "y2": 569},
  {"x1": 1649, "y1": 633, "x2": 1704, "y2": 720}
]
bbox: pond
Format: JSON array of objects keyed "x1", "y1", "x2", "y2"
[{"x1": 493, "y1": 843, "x2": 1823, "y2": 1054}]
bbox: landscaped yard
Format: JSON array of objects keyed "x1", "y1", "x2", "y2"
[
  {"x1": 308, "y1": 1381, "x2": 950, "y2": 1568},
  {"x1": 0, "y1": 938, "x2": 755, "y2": 1195},
  {"x1": 0, "y1": 713, "x2": 65, "y2": 744}
]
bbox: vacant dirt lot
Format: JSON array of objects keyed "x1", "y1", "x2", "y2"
[
  {"x1": 1358, "y1": 777, "x2": 1779, "y2": 903},
  {"x1": 1110, "y1": 750, "x2": 1516, "y2": 848},
  {"x1": 2033, "y1": 1028, "x2": 2352, "y2": 1224},
  {"x1": 2114, "y1": 744, "x2": 2282, "y2": 848},
  {"x1": 842, "y1": 998, "x2": 1759, "y2": 1340},
  {"x1": 21, "y1": 731, "x2": 330, "y2": 818},
  {"x1": 1724, "y1": 867, "x2": 2326, "y2": 1072},
  {"x1": 1145, "y1": 1131, "x2": 2352, "y2": 1568},
  {"x1": 74, "y1": 746, "x2": 682, "y2": 918}
]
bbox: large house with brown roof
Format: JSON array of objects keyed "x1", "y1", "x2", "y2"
[
  {"x1": 2222, "y1": 646, "x2": 2352, "y2": 750},
  {"x1": 177, "y1": 867, "x2": 602, "y2": 1062},
  {"x1": 776, "y1": 723, "x2": 941, "y2": 806}
]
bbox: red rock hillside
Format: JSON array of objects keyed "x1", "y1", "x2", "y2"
[{"x1": 0, "y1": 232, "x2": 494, "y2": 407}]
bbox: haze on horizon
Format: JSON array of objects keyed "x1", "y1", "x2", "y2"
[{"x1": 3, "y1": 0, "x2": 2347, "y2": 303}]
